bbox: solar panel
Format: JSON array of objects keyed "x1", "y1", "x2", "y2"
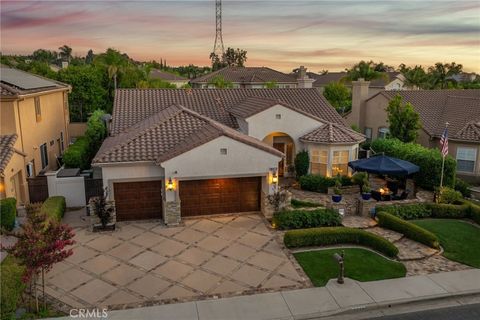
[{"x1": 0, "y1": 67, "x2": 58, "y2": 90}]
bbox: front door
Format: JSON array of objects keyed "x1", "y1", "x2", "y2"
[{"x1": 273, "y1": 143, "x2": 285, "y2": 176}]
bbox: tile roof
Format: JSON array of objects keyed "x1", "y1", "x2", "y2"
[
  {"x1": 110, "y1": 88, "x2": 344, "y2": 135},
  {"x1": 300, "y1": 122, "x2": 365, "y2": 144},
  {"x1": 150, "y1": 69, "x2": 188, "y2": 81},
  {"x1": 0, "y1": 134, "x2": 18, "y2": 174},
  {"x1": 190, "y1": 66, "x2": 297, "y2": 84},
  {"x1": 93, "y1": 104, "x2": 283, "y2": 164},
  {"x1": 310, "y1": 72, "x2": 400, "y2": 88},
  {"x1": 1, "y1": 67, "x2": 69, "y2": 98},
  {"x1": 455, "y1": 121, "x2": 480, "y2": 141},
  {"x1": 377, "y1": 90, "x2": 480, "y2": 141}
]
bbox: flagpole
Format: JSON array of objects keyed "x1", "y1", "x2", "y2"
[{"x1": 439, "y1": 122, "x2": 449, "y2": 189}]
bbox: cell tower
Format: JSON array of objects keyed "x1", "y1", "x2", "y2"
[{"x1": 213, "y1": 0, "x2": 224, "y2": 56}]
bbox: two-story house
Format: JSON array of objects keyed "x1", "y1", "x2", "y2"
[{"x1": 0, "y1": 67, "x2": 71, "y2": 203}]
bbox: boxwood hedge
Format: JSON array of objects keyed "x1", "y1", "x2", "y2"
[
  {"x1": 40, "y1": 196, "x2": 66, "y2": 222},
  {"x1": 0, "y1": 256, "x2": 26, "y2": 320},
  {"x1": 273, "y1": 208, "x2": 341, "y2": 230},
  {"x1": 284, "y1": 227, "x2": 399, "y2": 258},
  {"x1": 0, "y1": 197, "x2": 16, "y2": 231}
]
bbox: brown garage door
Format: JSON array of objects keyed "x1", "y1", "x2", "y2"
[
  {"x1": 113, "y1": 180, "x2": 163, "y2": 221},
  {"x1": 179, "y1": 177, "x2": 261, "y2": 217}
]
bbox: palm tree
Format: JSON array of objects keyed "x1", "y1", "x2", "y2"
[
  {"x1": 58, "y1": 45, "x2": 72, "y2": 62},
  {"x1": 342, "y1": 60, "x2": 388, "y2": 83},
  {"x1": 94, "y1": 48, "x2": 127, "y2": 90},
  {"x1": 399, "y1": 64, "x2": 428, "y2": 89},
  {"x1": 427, "y1": 62, "x2": 463, "y2": 89}
]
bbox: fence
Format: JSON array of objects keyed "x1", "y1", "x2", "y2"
[{"x1": 27, "y1": 176, "x2": 49, "y2": 203}]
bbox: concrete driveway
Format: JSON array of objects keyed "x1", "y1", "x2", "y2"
[{"x1": 46, "y1": 209, "x2": 306, "y2": 310}]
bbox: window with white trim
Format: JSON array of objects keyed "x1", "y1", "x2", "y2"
[
  {"x1": 332, "y1": 150, "x2": 349, "y2": 176},
  {"x1": 456, "y1": 147, "x2": 477, "y2": 173},
  {"x1": 310, "y1": 149, "x2": 328, "y2": 176}
]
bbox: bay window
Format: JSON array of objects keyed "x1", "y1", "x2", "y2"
[
  {"x1": 310, "y1": 149, "x2": 328, "y2": 176},
  {"x1": 332, "y1": 150, "x2": 349, "y2": 176}
]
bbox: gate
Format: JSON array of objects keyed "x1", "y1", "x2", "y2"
[
  {"x1": 27, "y1": 176, "x2": 49, "y2": 203},
  {"x1": 84, "y1": 177, "x2": 104, "y2": 203}
]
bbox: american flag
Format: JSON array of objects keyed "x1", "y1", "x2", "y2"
[{"x1": 440, "y1": 127, "x2": 448, "y2": 156}]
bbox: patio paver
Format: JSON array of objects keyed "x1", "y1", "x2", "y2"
[
  {"x1": 153, "y1": 260, "x2": 194, "y2": 281},
  {"x1": 151, "y1": 238, "x2": 188, "y2": 257},
  {"x1": 127, "y1": 274, "x2": 171, "y2": 298},
  {"x1": 70, "y1": 279, "x2": 117, "y2": 305},
  {"x1": 231, "y1": 265, "x2": 269, "y2": 287},
  {"x1": 130, "y1": 251, "x2": 167, "y2": 270},
  {"x1": 104, "y1": 264, "x2": 146, "y2": 286},
  {"x1": 181, "y1": 269, "x2": 222, "y2": 293}
]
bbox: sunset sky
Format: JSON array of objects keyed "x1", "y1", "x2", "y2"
[{"x1": 1, "y1": 0, "x2": 480, "y2": 73}]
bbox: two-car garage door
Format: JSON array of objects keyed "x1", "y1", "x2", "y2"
[{"x1": 113, "y1": 177, "x2": 261, "y2": 220}]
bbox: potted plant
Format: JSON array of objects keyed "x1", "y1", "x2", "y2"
[
  {"x1": 361, "y1": 183, "x2": 372, "y2": 200},
  {"x1": 90, "y1": 189, "x2": 115, "y2": 231},
  {"x1": 332, "y1": 179, "x2": 342, "y2": 203}
]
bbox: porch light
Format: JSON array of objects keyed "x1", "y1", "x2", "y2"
[
  {"x1": 166, "y1": 178, "x2": 175, "y2": 191},
  {"x1": 272, "y1": 173, "x2": 278, "y2": 184}
]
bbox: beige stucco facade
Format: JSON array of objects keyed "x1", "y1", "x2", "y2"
[{"x1": 1, "y1": 89, "x2": 70, "y2": 203}]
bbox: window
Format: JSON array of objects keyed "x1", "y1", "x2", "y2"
[
  {"x1": 60, "y1": 132, "x2": 65, "y2": 153},
  {"x1": 364, "y1": 127, "x2": 372, "y2": 142},
  {"x1": 456, "y1": 147, "x2": 477, "y2": 173},
  {"x1": 220, "y1": 148, "x2": 228, "y2": 155},
  {"x1": 275, "y1": 114, "x2": 281, "y2": 119},
  {"x1": 40, "y1": 143, "x2": 48, "y2": 169},
  {"x1": 34, "y1": 97, "x2": 41, "y2": 122},
  {"x1": 26, "y1": 162, "x2": 34, "y2": 178},
  {"x1": 310, "y1": 149, "x2": 328, "y2": 176},
  {"x1": 332, "y1": 150, "x2": 349, "y2": 176},
  {"x1": 378, "y1": 127, "x2": 389, "y2": 139}
]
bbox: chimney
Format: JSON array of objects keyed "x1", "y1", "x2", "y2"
[
  {"x1": 348, "y1": 78, "x2": 370, "y2": 128},
  {"x1": 296, "y1": 66, "x2": 315, "y2": 88}
]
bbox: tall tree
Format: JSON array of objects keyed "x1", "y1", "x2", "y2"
[
  {"x1": 58, "y1": 45, "x2": 73, "y2": 62},
  {"x1": 85, "y1": 49, "x2": 95, "y2": 64},
  {"x1": 32, "y1": 49, "x2": 57, "y2": 63},
  {"x1": 323, "y1": 82, "x2": 352, "y2": 114},
  {"x1": 210, "y1": 52, "x2": 227, "y2": 71},
  {"x1": 223, "y1": 47, "x2": 247, "y2": 67},
  {"x1": 427, "y1": 62, "x2": 463, "y2": 89},
  {"x1": 386, "y1": 95, "x2": 422, "y2": 143},
  {"x1": 94, "y1": 48, "x2": 129, "y2": 90},
  {"x1": 208, "y1": 75, "x2": 233, "y2": 88},
  {"x1": 399, "y1": 64, "x2": 428, "y2": 89},
  {"x1": 342, "y1": 60, "x2": 388, "y2": 82}
]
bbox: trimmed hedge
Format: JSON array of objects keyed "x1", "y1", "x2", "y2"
[
  {"x1": 377, "y1": 211, "x2": 439, "y2": 249},
  {"x1": 294, "y1": 151, "x2": 309, "y2": 178},
  {"x1": 455, "y1": 178, "x2": 471, "y2": 198},
  {"x1": 378, "y1": 203, "x2": 431, "y2": 220},
  {"x1": 40, "y1": 196, "x2": 66, "y2": 222},
  {"x1": 425, "y1": 203, "x2": 470, "y2": 219},
  {"x1": 0, "y1": 197, "x2": 16, "y2": 231},
  {"x1": 0, "y1": 256, "x2": 26, "y2": 319},
  {"x1": 291, "y1": 199, "x2": 322, "y2": 208},
  {"x1": 63, "y1": 136, "x2": 91, "y2": 170},
  {"x1": 299, "y1": 175, "x2": 336, "y2": 193},
  {"x1": 273, "y1": 208, "x2": 341, "y2": 230},
  {"x1": 284, "y1": 227, "x2": 399, "y2": 258},
  {"x1": 469, "y1": 202, "x2": 480, "y2": 224},
  {"x1": 371, "y1": 138, "x2": 456, "y2": 190}
]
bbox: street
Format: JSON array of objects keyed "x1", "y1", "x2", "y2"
[{"x1": 371, "y1": 303, "x2": 480, "y2": 320}]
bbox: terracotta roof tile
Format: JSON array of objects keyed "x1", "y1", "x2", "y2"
[
  {"x1": 300, "y1": 122, "x2": 365, "y2": 144},
  {"x1": 310, "y1": 72, "x2": 400, "y2": 88},
  {"x1": 150, "y1": 69, "x2": 188, "y2": 81},
  {"x1": 455, "y1": 121, "x2": 480, "y2": 142},
  {"x1": 191, "y1": 66, "x2": 297, "y2": 84},
  {"x1": 0, "y1": 134, "x2": 17, "y2": 174}
]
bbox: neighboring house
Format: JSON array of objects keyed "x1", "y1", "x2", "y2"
[
  {"x1": 0, "y1": 67, "x2": 71, "y2": 203},
  {"x1": 93, "y1": 88, "x2": 363, "y2": 224},
  {"x1": 449, "y1": 72, "x2": 479, "y2": 84},
  {"x1": 309, "y1": 71, "x2": 406, "y2": 94},
  {"x1": 345, "y1": 79, "x2": 480, "y2": 182},
  {"x1": 190, "y1": 66, "x2": 314, "y2": 88},
  {"x1": 149, "y1": 69, "x2": 189, "y2": 88}
]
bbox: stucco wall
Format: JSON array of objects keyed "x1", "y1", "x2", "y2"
[
  {"x1": 1, "y1": 137, "x2": 27, "y2": 203},
  {"x1": 245, "y1": 104, "x2": 323, "y2": 151}
]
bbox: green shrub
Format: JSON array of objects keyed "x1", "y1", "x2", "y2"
[
  {"x1": 352, "y1": 172, "x2": 368, "y2": 187},
  {"x1": 40, "y1": 196, "x2": 66, "y2": 222},
  {"x1": 425, "y1": 203, "x2": 470, "y2": 219},
  {"x1": 455, "y1": 178, "x2": 471, "y2": 198},
  {"x1": 273, "y1": 209, "x2": 341, "y2": 230},
  {"x1": 291, "y1": 199, "x2": 322, "y2": 208},
  {"x1": 0, "y1": 197, "x2": 16, "y2": 231},
  {"x1": 339, "y1": 175, "x2": 354, "y2": 186},
  {"x1": 1, "y1": 256, "x2": 26, "y2": 319},
  {"x1": 299, "y1": 174, "x2": 335, "y2": 193},
  {"x1": 371, "y1": 138, "x2": 456, "y2": 190},
  {"x1": 377, "y1": 211, "x2": 439, "y2": 248},
  {"x1": 63, "y1": 136, "x2": 91, "y2": 169},
  {"x1": 377, "y1": 203, "x2": 431, "y2": 220},
  {"x1": 438, "y1": 187, "x2": 463, "y2": 204},
  {"x1": 294, "y1": 151, "x2": 309, "y2": 178},
  {"x1": 284, "y1": 227, "x2": 398, "y2": 257},
  {"x1": 85, "y1": 109, "x2": 107, "y2": 155},
  {"x1": 468, "y1": 202, "x2": 480, "y2": 224}
]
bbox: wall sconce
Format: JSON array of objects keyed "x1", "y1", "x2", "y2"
[
  {"x1": 272, "y1": 173, "x2": 278, "y2": 184},
  {"x1": 269, "y1": 168, "x2": 278, "y2": 185},
  {"x1": 166, "y1": 178, "x2": 175, "y2": 191}
]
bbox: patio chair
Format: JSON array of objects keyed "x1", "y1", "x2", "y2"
[{"x1": 392, "y1": 190, "x2": 409, "y2": 201}]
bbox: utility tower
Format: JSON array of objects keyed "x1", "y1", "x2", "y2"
[{"x1": 213, "y1": 0, "x2": 225, "y2": 56}]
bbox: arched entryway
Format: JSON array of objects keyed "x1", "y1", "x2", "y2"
[{"x1": 262, "y1": 132, "x2": 295, "y2": 177}]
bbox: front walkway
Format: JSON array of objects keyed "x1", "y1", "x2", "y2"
[
  {"x1": 50, "y1": 269, "x2": 480, "y2": 320},
  {"x1": 46, "y1": 209, "x2": 307, "y2": 310}
]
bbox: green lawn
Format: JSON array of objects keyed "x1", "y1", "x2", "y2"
[
  {"x1": 293, "y1": 248, "x2": 406, "y2": 286},
  {"x1": 412, "y1": 219, "x2": 480, "y2": 268}
]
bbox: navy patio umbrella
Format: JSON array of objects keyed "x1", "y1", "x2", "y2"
[{"x1": 348, "y1": 154, "x2": 420, "y2": 176}]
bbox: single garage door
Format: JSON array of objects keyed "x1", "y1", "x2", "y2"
[
  {"x1": 113, "y1": 180, "x2": 163, "y2": 221},
  {"x1": 179, "y1": 177, "x2": 261, "y2": 217}
]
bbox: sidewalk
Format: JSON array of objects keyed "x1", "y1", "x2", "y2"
[{"x1": 53, "y1": 269, "x2": 480, "y2": 320}]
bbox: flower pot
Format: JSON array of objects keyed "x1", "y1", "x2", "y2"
[
  {"x1": 361, "y1": 193, "x2": 371, "y2": 200},
  {"x1": 332, "y1": 194, "x2": 342, "y2": 203}
]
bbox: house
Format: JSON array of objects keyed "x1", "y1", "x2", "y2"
[
  {"x1": 0, "y1": 67, "x2": 71, "y2": 203},
  {"x1": 93, "y1": 88, "x2": 364, "y2": 224},
  {"x1": 345, "y1": 79, "x2": 480, "y2": 182},
  {"x1": 308, "y1": 71, "x2": 406, "y2": 94},
  {"x1": 149, "y1": 69, "x2": 189, "y2": 88},
  {"x1": 190, "y1": 66, "x2": 314, "y2": 88}
]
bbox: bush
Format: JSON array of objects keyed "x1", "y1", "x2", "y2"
[
  {"x1": 63, "y1": 136, "x2": 91, "y2": 169},
  {"x1": 40, "y1": 196, "x2": 66, "y2": 222},
  {"x1": 299, "y1": 174, "x2": 335, "y2": 193},
  {"x1": 377, "y1": 211, "x2": 439, "y2": 248},
  {"x1": 284, "y1": 227, "x2": 398, "y2": 258},
  {"x1": 438, "y1": 187, "x2": 463, "y2": 204},
  {"x1": 294, "y1": 151, "x2": 309, "y2": 178},
  {"x1": 455, "y1": 178, "x2": 471, "y2": 198},
  {"x1": 1, "y1": 256, "x2": 26, "y2": 319},
  {"x1": 273, "y1": 209, "x2": 341, "y2": 230},
  {"x1": 377, "y1": 203, "x2": 431, "y2": 220},
  {"x1": 468, "y1": 202, "x2": 480, "y2": 224},
  {"x1": 291, "y1": 199, "x2": 322, "y2": 208},
  {"x1": 85, "y1": 109, "x2": 107, "y2": 155},
  {"x1": 425, "y1": 203, "x2": 470, "y2": 219},
  {"x1": 0, "y1": 198, "x2": 16, "y2": 231},
  {"x1": 371, "y1": 138, "x2": 456, "y2": 190},
  {"x1": 352, "y1": 172, "x2": 368, "y2": 187},
  {"x1": 339, "y1": 175, "x2": 353, "y2": 187}
]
